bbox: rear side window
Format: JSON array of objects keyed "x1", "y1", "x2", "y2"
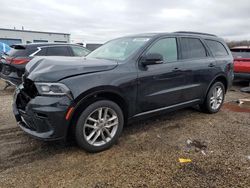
[
  {"x1": 35, "y1": 48, "x2": 47, "y2": 56},
  {"x1": 46, "y1": 46, "x2": 71, "y2": 56},
  {"x1": 206, "y1": 40, "x2": 228, "y2": 57},
  {"x1": 71, "y1": 46, "x2": 90, "y2": 57},
  {"x1": 146, "y1": 38, "x2": 178, "y2": 62},
  {"x1": 180, "y1": 38, "x2": 207, "y2": 59}
]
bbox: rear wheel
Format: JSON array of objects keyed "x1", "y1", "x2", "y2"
[
  {"x1": 75, "y1": 100, "x2": 124, "y2": 152},
  {"x1": 200, "y1": 82, "x2": 225, "y2": 113}
]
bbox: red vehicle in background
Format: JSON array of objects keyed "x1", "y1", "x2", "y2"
[{"x1": 231, "y1": 46, "x2": 250, "y2": 80}]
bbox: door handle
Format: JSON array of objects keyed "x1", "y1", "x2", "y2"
[{"x1": 208, "y1": 63, "x2": 215, "y2": 67}]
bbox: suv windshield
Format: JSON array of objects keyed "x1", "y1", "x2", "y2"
[
  {"x1": 87, "y1": 37, "x2": 150, "y2": 61},
  {"x1": 231, "y1": 48, "x2": 250, "y2": 59}
]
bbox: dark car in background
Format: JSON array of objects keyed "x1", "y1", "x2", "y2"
[
  {"x1": 13, "y1": 32, "x2": 233, "y2": 152},
  {"x1": 0, "y1": 43, "x2": 90, "y2": 85},
  {"x1": 231, "y1": 46, "x2": 250, "y2": 80}
]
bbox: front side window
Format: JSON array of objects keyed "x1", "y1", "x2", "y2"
[
  {"x1": 181, "y1": 38, "x2": 207, "y2": 59},
  {"x1": 146, "y1": 38, "x2": 177, "y2": 62},
  {"x1": 206, "y1": 40, "x2": 229, "y2": 57},
  {"x1": 87, "y1": 37, "x2": 150, "y2": 61},
  {"x1": 71, "y1": 46, "x2": 90, "y2": 57}
]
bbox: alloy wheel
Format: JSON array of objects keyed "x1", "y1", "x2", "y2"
[
  {"x1": 83, "y1": 107, "x2": 119, "y2": 146},
  {"x1": 210, "y1": 86, "x2": 223, "y2": 110}
]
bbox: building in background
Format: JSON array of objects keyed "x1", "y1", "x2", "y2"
[{"x1": 0, "y1": 28, "x2": 70, "y2": 46}]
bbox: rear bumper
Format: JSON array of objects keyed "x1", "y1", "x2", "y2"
[
  {"x1": 234, "y1": 72, "x2": 250, "y2": 80},
  {"x1": 0, "y1": 63, "x2": 24, "y2": 86},
  {"x1": 0, "y1": 72, "x2": 21, "y2": 86},
  {"x1": 13, "y1": 88, "x2": 72, "y2": 141}
]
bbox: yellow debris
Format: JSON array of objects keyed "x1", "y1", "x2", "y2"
[{"x1": 179, "y1": 158, "x2": 192, "y2": 163}]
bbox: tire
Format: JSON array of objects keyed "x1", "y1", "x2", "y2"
[
  {"x1": 75, "y1": 100, "x2": 124, "y2": 153},
  {"x1": 200, "y1": 82, "x2": 225, "y2": 114}
]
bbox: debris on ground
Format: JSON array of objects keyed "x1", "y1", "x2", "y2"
[
  {"x1": 185, "y1": 139, "x2": 208, "y2": 154},
  {"x1": 237, "y1": 98, "x2": 250, "y2": 106},
  {"x1": 240, "y1": 86, "x2": 250, "y2": 93},
  {"x1": 179, "y1": 158, "x2": 192, "y2": 163}
]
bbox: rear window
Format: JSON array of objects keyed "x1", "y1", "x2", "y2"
[
  {"x1": 180, "y1": 38, "x2": 207, "y2": 59},
  {"x1": 231, "y1": 48, "x2": 250, "y2": 59},
  {"x1": 206, "y1": 40, "x2": 228, "y2": 57},
  {"x1": 71, "y1": 46, "x2": 90, "y2": 56},
  {"x1": 46, "y1": 46, "x2": 71, "y2": 56},
  {"x1": 7, "y1": 45, "x2": 36, "y2": 57}
]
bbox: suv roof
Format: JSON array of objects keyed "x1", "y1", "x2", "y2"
[
  {"x1": 10, "y1": 43, "x2": 82, "y2": 49},
  {"x1": 126, "y1": 31, "x2": 219, "y2": 39}
]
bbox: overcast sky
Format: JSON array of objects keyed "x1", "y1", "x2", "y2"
[{"x1": 1, "y1": 0, "x2": 250, "y2": 43}]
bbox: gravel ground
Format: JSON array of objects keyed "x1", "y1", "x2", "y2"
[{"x1": 0, "y1": 80, "x2": 249, "y2": 188}]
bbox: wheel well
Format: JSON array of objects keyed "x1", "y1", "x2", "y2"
[
  {"x1": 67, "y1": 92, "x2": 128, "y2": 139},
  {"x1": 213, "y1": 76, "x2": 228, "y2": 92}
]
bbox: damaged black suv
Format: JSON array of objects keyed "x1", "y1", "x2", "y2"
[{"x1": 13, "y1": 32, "x2": 234, "y2": 152}]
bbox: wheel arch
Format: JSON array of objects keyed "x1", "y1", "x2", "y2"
[
  {"x1": 67, "y1": 86, "x2": 129, "y2": 138},
  {"x1": 205, "y1": 74, "x2": 228, "y2": 97}
]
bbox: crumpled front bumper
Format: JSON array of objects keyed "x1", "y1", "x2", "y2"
[{"x1": 13, "y1": 87, "x2": 72, "y2": 141}]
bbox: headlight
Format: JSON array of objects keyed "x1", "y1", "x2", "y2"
[{"x1": 35, "y1": 82, "x2": 73, "y2": 99}]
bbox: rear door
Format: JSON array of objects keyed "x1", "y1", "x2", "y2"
[{"x1": 178, "y1": 37, "x2": 216, "y2": 101}]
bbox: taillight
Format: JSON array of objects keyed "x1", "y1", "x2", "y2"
[
  {"x1": 6, "y1": 57, "x2": 13, "y2": 64},
  {"x1": 12, "y1": 58, "x2": 30, "y2": 65}
]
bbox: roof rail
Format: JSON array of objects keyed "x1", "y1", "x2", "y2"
[{"x1": 174, "y1": 31, "x2": 217, "y2": 37}]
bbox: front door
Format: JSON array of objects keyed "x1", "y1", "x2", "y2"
[{"x1": 136, "y1": 37, "x2": 188, "y2": 114}]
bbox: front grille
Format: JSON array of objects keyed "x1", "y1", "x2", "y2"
[
  {"x1": 16, "y1": 78, "x2": 38, "y2": 110},
  {"x1": 23, "y1": 78, "x2": 38, "y2": 99}
]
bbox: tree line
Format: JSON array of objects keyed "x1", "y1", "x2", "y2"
[{"x1": 226, "y1": 40, "x2": 250, "y2": 48}]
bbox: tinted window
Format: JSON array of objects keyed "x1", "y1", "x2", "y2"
[
  {"x1": 231, "y1": 48, "x2": 250, "y2": 59},
  {"x1": 206, "y1": 40, "x2": 228, "y2": 57},
  {"x1": 33, "y1": 40, "x2": 48, "y2": 43},
  {"x1": 71, "y1": 46, "x2": 90, "y2": 56},
  {"x1": 7, "y1": 46, "x2": 36, "y2": 57},
  {"x1": 35, "y1": 48, "x2": 47, "y2": 56},
  {"x1": 146, "y1": 38, "x2": 177, "y2": 62},
  {"x1": 46, "y1": 46, "x2": 71, "y2": 56},
  {"x1": 181, "y1": 38, "x2": 207, "y2": 59}
]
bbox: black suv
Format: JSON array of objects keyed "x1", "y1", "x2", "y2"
[
  {"x1": 13, "y1": 32, "x2": 234, "y2": 152},
  {"x1": 0, "y1": 43, "x2": 90, "y2": 85}
]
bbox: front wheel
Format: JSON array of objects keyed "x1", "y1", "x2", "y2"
[
  {"x1": 200, "y1": 82, "x2": 225, "y2": 114},
  {"x1": 75, "y1": 100, "x2": 124, "y2": 152}
]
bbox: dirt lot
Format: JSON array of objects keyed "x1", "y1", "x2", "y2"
[{"x1": 0, "y1": 80, "x2": 249, "y2": 188}]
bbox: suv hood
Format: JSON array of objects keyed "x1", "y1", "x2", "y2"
[{"x1": 26, "y1": 56, "x2": 118, "y2": 82}]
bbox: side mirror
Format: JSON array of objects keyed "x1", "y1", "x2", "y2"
[{"x1": 141, "y1": 53, "x2": 164, "y2": 66}]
